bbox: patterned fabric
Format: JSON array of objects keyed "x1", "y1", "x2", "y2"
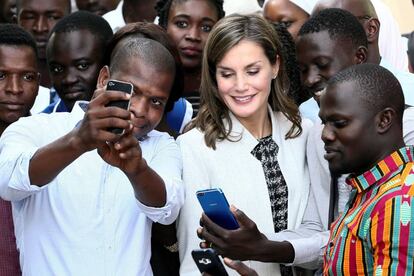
[
  {"x1": 251, "y1": 135, "x2": 289, "y2": 232},
  {"x1": 184, "y1": 91, "x2": 200, "y2": 117},
  {"x1": 251, "y1": 136, "x2": 291, "y2": 276},
  {"x1": 0, "y1": 199, "x2": 21, "y2": 276},
  {"x1": 324, "y1": 146, "x2": 414, "y2": 275}
]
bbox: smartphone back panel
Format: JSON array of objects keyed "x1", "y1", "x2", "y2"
[
  {"x1": 192, "y1": 249, "x2": 229, "y2": 276},
  {"x1": 196, "y1": 188, "x2": 239, "y2": 230}
]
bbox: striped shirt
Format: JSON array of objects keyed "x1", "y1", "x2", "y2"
[{"x1": 323, "y1": 146, "x2": 414, "y2": 275}]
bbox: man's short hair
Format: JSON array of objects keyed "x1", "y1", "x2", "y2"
[
  {"x1": 0, "y1": 23, "x2": 38, "y2": 58},
  {"x1": 328, "y1": 63, "x2": 404, "y2": 121},
  {"x1": 49, "y1": 11, "x2": 113, "y2": 52},
  {"x1": 106, "y1": 22, "x2": 184, "y2": 113},
  {"x1": 109, "y1": 37, "x2": 175, "y2": 79},
  {"x1": 299, "y1": 8, "x2": 368, "y2": 49}
]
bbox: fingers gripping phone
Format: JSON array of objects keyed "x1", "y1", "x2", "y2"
[
  {"x1": 105, "y1": 79, "x2": 133, "y2": 134},
  {"x1": 192, "y1": 248, "x2": 229, "y2": 276},
  {"x1": 196, "y1": 188, "x2": 239, "y2": 230}
]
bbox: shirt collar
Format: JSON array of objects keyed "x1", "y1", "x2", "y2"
[{"x1": 346, "y1": 146, "x2": 414, "y2": 193}]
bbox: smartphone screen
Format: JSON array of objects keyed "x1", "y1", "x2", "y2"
[
  {"x1": 105, "y1": 79, "x2": 133, "y2": 134},
  {"x1": 192, "y1": 249, "x2": 229, "y2": 276},
  {"x1": 196, "y1": 188, "x2": 239, "y2": 230}
]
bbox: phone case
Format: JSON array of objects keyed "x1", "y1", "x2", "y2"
[
  {"x1": 105, "y1": 80, "x2": 133, "y2": 134},
  {"x1": 196, "y1": 188, "x2": 239, "y2": 230},
  {"x1": 192, "y1": 249, "x2": 229, "y2": 276}
]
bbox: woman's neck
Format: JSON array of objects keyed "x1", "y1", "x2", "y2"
[
  {"x1": 237, "y1": 107, "x2": 272, "y2": 140},
  {"x1": 183, "y1": 68, "x2": 201, "y2": 95}
]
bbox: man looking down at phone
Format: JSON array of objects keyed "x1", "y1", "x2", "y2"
[{"x1": 0, "y1": 34, "x2": 183, "y2": 275}]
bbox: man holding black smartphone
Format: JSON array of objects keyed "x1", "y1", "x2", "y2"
[{"x1": 0, "y1": 30, "x2": 183, "y2": 275}]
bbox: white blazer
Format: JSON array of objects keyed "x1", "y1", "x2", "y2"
[{"x1": 177, "y1": 107, "x2": 312, "y2": 275}]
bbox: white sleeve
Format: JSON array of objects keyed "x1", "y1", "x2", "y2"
[
  {"x1": 176, "y1": 135, "x2": 212, "y2": 275},
  {"x1": 135, "y1": 135, "x2": 184, "y2": 225},
  {"x1": 0, "y1": 117, "x2": 48, "y2": 201}
]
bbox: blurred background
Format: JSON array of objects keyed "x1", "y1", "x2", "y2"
[{"x1": 383, "y1": 0, "x2": 413, "y2": 34}]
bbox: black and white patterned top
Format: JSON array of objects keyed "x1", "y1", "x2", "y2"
[
  {"x1": 251, "y1": 135, "x2": 288, "y2": 233},
  {"x1": 251, "y1": 135, "x2": 292, "y2": 275}
]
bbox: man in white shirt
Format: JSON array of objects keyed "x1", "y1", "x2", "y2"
[{"x1": 0, "y1": 33, "x2": 184, "y2": 275}]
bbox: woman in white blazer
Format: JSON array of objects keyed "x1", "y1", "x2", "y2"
[{"x1": 177, "y1": 14, "x2": 312, "y2": 276}]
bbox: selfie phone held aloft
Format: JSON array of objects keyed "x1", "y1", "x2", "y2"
[
  {"x1": 196, "y1": 188, "x2": 239, "y2": 230},
  {"x1": 105, "y1": 79, "x2": 133, "y2": 134},
  {"x1": 192, "y1": 248, "x2": 229, "y2": 276}
]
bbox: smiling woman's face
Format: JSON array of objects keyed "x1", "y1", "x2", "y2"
[{"x1": 215, "y1": 40, "x2": 279, "y2": 125}]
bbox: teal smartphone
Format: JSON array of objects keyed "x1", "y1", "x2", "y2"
[{"x1": 196, "y1": 188, "x2": 239, "y2": 230}]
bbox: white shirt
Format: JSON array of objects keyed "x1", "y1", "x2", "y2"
[
  {"x1": 30, "y1": 85, "x2": 50, "y2": 114},
  {"x1": 103, "y1": 1, "x2": 125, "y2": 33},
  {"x1": 177, "y1": 107, "x2": 312, "y2": 275},
  {"x1": 372, "y1": 0, "x2": 409, "y2": 72},
  {"x1": 380, "y1": 58, "x2": 414, "y2": 106},
  {"x1": 0, "y1": 102, "x2": 184, "y2": 276}
]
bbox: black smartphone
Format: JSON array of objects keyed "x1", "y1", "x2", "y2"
[
  {"x1": 192, "y1": 248, "x2": 229, "y2": 276},
  {"x1": 196, "y1": 188, "x2": 239, "y2": 230},
  {"x1": 105, "y1": 79, "x2": 133, "y2": 134}
]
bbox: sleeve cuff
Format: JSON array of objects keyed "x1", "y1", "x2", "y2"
[{"x1": 135, "y1": 177, "x2": 184, "y2": 225}]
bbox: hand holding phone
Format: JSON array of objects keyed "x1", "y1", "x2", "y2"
[
  {"x1": 105, "y1": 79, "x2": 133, "y2": 134},
  {"x1": 192, "y1": 248, "x2": 229, "y2": 276},
  {"x1": 196, "y1": 188, "x2": 239, "y2": 230}
]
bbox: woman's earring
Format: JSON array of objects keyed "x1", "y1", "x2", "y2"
[{"x1": 272, "y1": 75, "x2": 277, "y2": 80}]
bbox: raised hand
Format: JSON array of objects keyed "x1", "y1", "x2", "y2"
[{"x1": 72, "y1": 87, "x2": 132, "y2": 153}]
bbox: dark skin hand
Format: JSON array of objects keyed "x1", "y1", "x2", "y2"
[
  {"x1": 29, "y1": 87, "x2": 166, "y2": 207},
  {"x1": 197, "y1": 206, "x2": 295, "y2": 263}
]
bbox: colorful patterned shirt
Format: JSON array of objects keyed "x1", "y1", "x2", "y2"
[{"x1": 323, "y1": 146, "x2": 414, "y2": 275}]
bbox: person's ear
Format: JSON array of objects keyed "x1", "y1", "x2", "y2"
[
  {"x1": 271, "y1": 55, "x2": 281, "y2": 79},
  {"x1": 97, "y1": 65, "x2": 110, "y2": 89},
  {"x1": 365, "y1": 18, "x2": 380, "y2": 43},
  {"x1": 355, "y1": 46, "x2": 368, "y2": 64},
  {"x1": 376, "y1": 107, "x2": 396, "y2": 134}
]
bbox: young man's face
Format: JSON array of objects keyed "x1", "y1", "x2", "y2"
[
  {"x1": 99, "y1": 57, "x2": 174, "y2": 139},
  {"x1": 17, "y1": 0, "x2": 69, "y2": 59},
  {"x1": 47, "y1": 29, "x2": 104, "y2": 111},
  {"x1": 296, "y1": 30, "x2": 358, "y2": 104},
  {"x1": 0, "y1": 45, "x2": 39, "y2": 128},
  {"x1": 75, "y1": 0, "x2": 119, "y2": 16},
  {"x1": 319, "y1": 81, "x2": 378, "y2": 175}
]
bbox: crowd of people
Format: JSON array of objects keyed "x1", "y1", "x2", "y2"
[{"x1": 0, "y1": 0, "x2": 413, "y2": 275}]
